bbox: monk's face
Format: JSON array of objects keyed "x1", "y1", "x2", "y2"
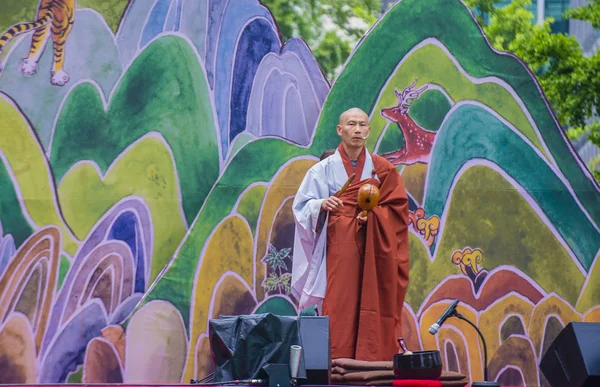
[{"x1": 336, "y1": 109, "x2": 370, "y2": 149}]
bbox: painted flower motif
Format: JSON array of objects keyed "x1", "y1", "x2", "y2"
[
  {"x1": 409, "y1": 208, "x2": 440, "y2": 247},
  {"x1": 262, "y1": 244, "x2": 293, "y2": 295},
  {"x1": 451, "y1": 247, "x2": 488, "y2": 292},
  {"x1": 408, "y1": 208, "x2": 425, "y2": 229}
]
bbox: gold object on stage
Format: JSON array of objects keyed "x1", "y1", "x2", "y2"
[{"x1": 357, "y1": 183, "x2": 380, "y2": 218}]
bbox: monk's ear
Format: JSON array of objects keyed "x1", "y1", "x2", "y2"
[{"x1": 336, "y1": 125, "x2": 342, "y2": 136}]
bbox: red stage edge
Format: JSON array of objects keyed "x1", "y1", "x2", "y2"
[{"x1": 0, "y1": 385, "x2": 519, "y2": 387}]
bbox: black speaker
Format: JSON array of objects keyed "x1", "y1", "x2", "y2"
[
  {"x1": 209, "y1": 314, "x2": 331, "y2": 385},
  {"x1": 298, "y1": 316, "x2": 331, "y2": 385},
  {"x1": 540, "y1": 321, "x2": 600, "y2": 387}
]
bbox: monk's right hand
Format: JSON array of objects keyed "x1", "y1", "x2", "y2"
[{"x1": 321, "y1": 196, "x2": 343, "y2": 211}]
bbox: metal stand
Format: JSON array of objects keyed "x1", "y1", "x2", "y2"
[{"x1": 454, "y1": 312, "x2": 501, "y2": 387}]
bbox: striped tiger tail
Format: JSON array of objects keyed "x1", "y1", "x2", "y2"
[{"x1": 0, "y1": 12, "x2": 53, "y2": 53}]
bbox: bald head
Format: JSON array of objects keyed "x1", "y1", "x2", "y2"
[
  {"x1": 336, "y1": 107, "x2": 371, "y2": 153},
  {"x1": 339, "y1": 107, "x2": 369, "y2": 125}
]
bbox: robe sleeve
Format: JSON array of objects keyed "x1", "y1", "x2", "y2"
[{"x1": 291, "y1": 167, "x2": 330, "y2": 310}]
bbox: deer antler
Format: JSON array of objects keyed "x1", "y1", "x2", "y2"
[{"x1": 394, "y1": 79, "x2": 428, "y2": 113}]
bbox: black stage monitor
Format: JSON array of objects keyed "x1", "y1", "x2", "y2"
[{"x1": 540, "y1": 321, "x2": 600, "y2": 387}]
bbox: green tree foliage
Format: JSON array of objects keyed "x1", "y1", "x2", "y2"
[
  {"x1": 464, "y1": 0, "x2": 600, "y2": 180},
  {"x1": 262, "y1": 0, "x2": 382, "y2": 81},
  {"x1": 565, "y1": 0, "x2": 600, "y2": 28}
]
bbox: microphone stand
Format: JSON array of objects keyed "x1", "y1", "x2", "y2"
[{"x1": 451, "y1": 311, "x2": 500, "y2": 387}]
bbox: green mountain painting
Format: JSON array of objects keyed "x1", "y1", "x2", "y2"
[{"x1": 0, "y1": 0, "x2": 597, "y2": 386}]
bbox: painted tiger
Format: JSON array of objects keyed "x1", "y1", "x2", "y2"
[{"x1": 0, "y1": 0, "x2": 76, "y2": 86}]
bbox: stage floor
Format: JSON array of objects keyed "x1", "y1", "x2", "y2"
[{"x1": 0, "y1": 384, "x2": 516, "y2": 387}]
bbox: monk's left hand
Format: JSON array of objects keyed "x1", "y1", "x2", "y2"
[{"x1": 356, "y1": 213, "x2": 367, "y2": 224}]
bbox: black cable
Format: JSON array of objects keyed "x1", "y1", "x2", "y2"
[
  {"x1": 189, "y1": 373, "x2": 212, "y2": 384},
  {"x1": 198, "y1": 372, "x2": 215, "y2": 382}
]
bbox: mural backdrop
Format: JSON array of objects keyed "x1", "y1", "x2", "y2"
[{"x1": 0, "y1": 0, "x2": 599, "y2": 386}]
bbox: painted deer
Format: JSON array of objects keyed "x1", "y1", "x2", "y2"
[{"x1": 380, "y1": 80, "x2": 437, "y2": 165}]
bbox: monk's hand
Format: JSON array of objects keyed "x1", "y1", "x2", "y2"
[
  {"x1": 321, "y1": 196, "x2": 343, "y2": 211},
  {"x1": 356, "y1": 213, "x2": 367, "y2": 224}
]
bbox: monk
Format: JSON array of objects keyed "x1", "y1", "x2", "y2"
[{"x1": 291, "y1": 107, "x2": 410, "y2": 361}]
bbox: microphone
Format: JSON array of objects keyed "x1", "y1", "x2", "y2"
[
  {"x1": 428, "y1": 299, "x2": 500, "y2": 387},
  {"x1": 428, "y1": 299, "x2": 459, "y2": 334},
  {"x1": 290, "y1": 345, "x2": 302, "y2": 383}
]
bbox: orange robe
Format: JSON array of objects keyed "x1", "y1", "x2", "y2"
[{"x1": 321, "y1": 144, "x2": 410, "y2": 361}]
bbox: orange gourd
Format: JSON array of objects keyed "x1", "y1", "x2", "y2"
[{"x1": 357, "y1": 184, "x2": 380, "y2": 211}]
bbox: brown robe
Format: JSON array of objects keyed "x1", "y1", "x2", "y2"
[{"x1": 321, "y1": 144, "x2": 410, "y2": 361}]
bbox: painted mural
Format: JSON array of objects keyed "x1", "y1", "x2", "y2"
[{"x1": 0, "y1": 0, "x2": 598, "y2": 386}]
